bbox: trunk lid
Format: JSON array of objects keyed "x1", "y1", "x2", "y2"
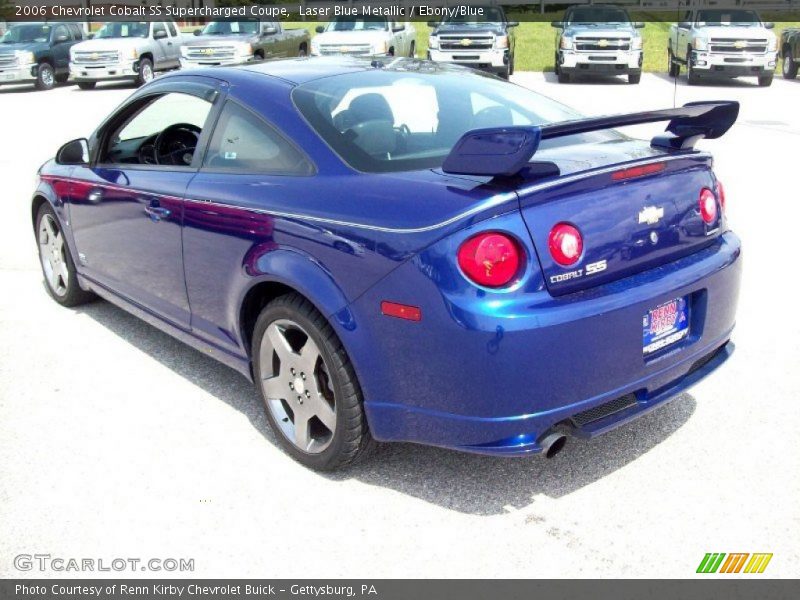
[{"x1": 519, "y1": 142, "x2": 722, "y2": 296}]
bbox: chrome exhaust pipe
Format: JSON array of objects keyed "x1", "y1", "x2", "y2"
[{"x1": 539, "y1": 432, "x2": 567, "y2": 458}]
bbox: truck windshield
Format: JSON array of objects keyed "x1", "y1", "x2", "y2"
[
  {"x1": 442, "y1": 7, "x2": 504, "y2": 24},
  {"x1": 1, "y1": 24, "x2": 51, "y2": 44},
  {"x1": 568, "y1": 8, "x2": 630, "y2": 24},
  {"x1": 695, "y1": 10, "x2": 761, "y2": 26},
  {"x1": 293, "y1": 66, "x2": 618, "y2": 173},
  {"x1": 95, "y1": 22, "x2": 150, "y2": 39},
  {"x1": 201, "y1": 21, "x2": 260, "y2": 35},
  {"x1": 325, "y1": 18, "x2": 388, "y2": 32}
]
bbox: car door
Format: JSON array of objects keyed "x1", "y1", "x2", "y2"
[
  {"x1": 49, "y1": 24, "x2": 72, "y2": 73},
  {"x1": 66, "y1": 80, "x2": 219, "y2": 329},
  {"x1": 182, "y1": 99, "x2": 315, "y2": 355},
  {"x1": 677, "y1": 12, "x2": 692, "y2": 58},
  {"x1": 260, "y1": 22, "x2": 285, "y2": 58},
  {"x1": 165, "y1": 22, "x2": 182, "y2": 66},
  {"x1": 151, "y1": 22, "x2": 170, "y2": 69}
]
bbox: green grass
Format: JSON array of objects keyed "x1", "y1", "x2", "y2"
[{"x1": 196, "y1": 18, "x2": 800, "y2": 74}]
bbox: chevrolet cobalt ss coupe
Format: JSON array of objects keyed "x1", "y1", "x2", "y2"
[{"x1": 33, "y1": 58, "x2": 741, "y2": 470}]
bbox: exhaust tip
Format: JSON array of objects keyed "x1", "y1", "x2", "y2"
[{"x1": 540, "y1": 432, "x2": 567, "y2": 458}]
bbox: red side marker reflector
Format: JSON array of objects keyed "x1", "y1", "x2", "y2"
[
  {"x1": 611, "y1": 162, "x2": 666, "y2": 181},
  {"x1": 381, "y1": 301, "x2": 421, "y2": 322}
]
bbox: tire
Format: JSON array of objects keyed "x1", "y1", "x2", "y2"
[
  {"x1": 687, "y1": 49, "x2": 700, "y2": 86},
  {"x1": 55, "y1": 72, "x2": 69, "y2": 84},
  {"x1": 298, "y1": 45, "x2": 307, "y2": 57},
  {"x1": 758, "y1": 73, "x2": 773, "y2": 87},
  {"x1": 135, "y1": 58, "x2": 154, "y2": 87},
  {"x1": 509, "y1": 54, "x2": 515, "y2": 76},
  {"x1": 558, "y1": 70, "x2": 570, "y2": 83},
  {"x1": 253, "y1": 293, "x2": 374, "y2": 471},
  {"x1": 628, "y1": 72, "x2": 641, "y2": 84},
  {"x1": 783, "y1": 51, "x2": 798, "y2": 80},
  {"x1": 499, "y1": 63, "x2": 511, "y2": 80},
  {"x1": 34, "y1": 62, "x2": 55, "y2": 91},
  {"x1": 77, "y1": 82, "x2": 96, "y2": 90},
  {"x1": 36, "y1": 204, "x2": 94, "y2": 307},
  {"x1": 409, "y1": 41, "x2": 416, "y2": 58},
  {"x1": 668, "y1": 49, "x2": 680, "y2": 77}
]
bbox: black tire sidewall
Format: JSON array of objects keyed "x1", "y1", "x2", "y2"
[{"x1": 252, "y1": 297, "x2": 364, "y2": 471}]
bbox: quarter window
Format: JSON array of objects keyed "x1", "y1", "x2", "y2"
[{"x1": 203, "y1": 102, "x2": 313, "y2": 175}]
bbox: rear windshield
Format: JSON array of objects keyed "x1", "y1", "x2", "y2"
[{"x1": 292, "y1": 66, "x2": 618, "y2": 173}]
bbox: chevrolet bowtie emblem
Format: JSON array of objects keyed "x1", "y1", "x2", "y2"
[
  {"x1": 598, "y1": 39, "x2": 609, "y2": 47},
  {"x1": 202, "y1": 48, "x2": 214, "y2": 54},
  {"x1": 91, "y1": 52, "x2": 99, "y2": 59},
  {"x1": 734, "y1": 40, "x2": 747, "y2": 49},
  {"x1": 460, "y1": 38, "x2": 473, "y2": 46},
  {"x1": 638, "y1": 206, "x2": 665, "y2": 225}
]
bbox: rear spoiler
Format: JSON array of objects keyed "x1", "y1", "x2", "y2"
[{"x1": 442, "y1": 101, "x2": 739, "y2": 177}]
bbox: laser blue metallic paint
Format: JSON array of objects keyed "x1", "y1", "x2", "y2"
[{"x1": 32, "y1": 58, "x2": 742, "y2": 457}]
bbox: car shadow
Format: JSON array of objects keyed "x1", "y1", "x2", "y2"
[
  {"x1": 541, "y1": 71, "x2": 633, "y2": 85},
  {"x1": 78, "y1": 297, "x2": 696, "y2": 516}
]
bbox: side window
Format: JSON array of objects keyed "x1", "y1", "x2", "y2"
[
  {"x1": 105, "y1": 93, "x2": 213, "y2": 166},
  {"x1": 69, "y1": 24, "x2": 83, "y2": 40},
  {"x1": 167, "y1": 22, "x2": 178, "y2": 37},
  {"x1": 204, "y1": 102, "x2": 313, "y2": 175},
  {"x1": 153, "y1": 22, "x2": 166, "y2": 38},
  {"x1": 52, "y1": 25, "x2": 69, "y2": 42}
]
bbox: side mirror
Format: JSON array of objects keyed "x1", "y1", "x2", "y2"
[
  {"x1": 262, "y1": 26, "x2": 278, "y2": 35},
  {"x1": 551, "y1": 21, "x2": 563, "y2": 29},
  {"x1": 764, "y1": 22, "x2": 775, "y2": 29},
  {"x1": 427, "y1": 21, "x2": 438, "y2": 28},
  {"x1": 634, "y1": 22, "x2": 645, "y2": 29},
  {"x1": 154, "y1": 30, "x2": 168, "y2": 40},
  {"x1": 315, "y1": 25, "x2": 324, "y2": 34},
  {"x1": 54, "y1": 34, "x2": 70, "y2": 44},
  {"x1": 193, "y1": 29, "x2": 202, "y2": 36},
  {"x1": 507, "y1": 21, "x2": 519, "y2": 28},
  {"x1": 679, "y1": 22, "x2": 691, "y2": 29},
  {"x1": 56, "y1": 138, "x2": 89, "y2": 165}
]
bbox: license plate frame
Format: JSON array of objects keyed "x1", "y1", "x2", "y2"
[{"x1": 642, "y1": 296, "x2": 690, "y2": 355}]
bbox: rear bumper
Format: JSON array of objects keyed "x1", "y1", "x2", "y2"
[{"x1": 347, "y1": 226, "x2": 742, "y2": 456}]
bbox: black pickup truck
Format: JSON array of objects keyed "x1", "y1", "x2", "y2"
[
  {"x1": 426, "y1": 5, "x2": 518, "y2": 79},
  {"x1": 0, "y1": 22, "x2": 85, "y2": 90},
  {"x1": 780, "y1": 27, "x2": 800, "y2": 79}
]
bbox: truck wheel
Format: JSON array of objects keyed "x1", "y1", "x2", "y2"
[
  {"x1": 77, "y1": 82, "x2": 96, "y2": 90},
  {"x1": 687, "y1": 54, "x2": 700, "y2": 86},
  {"x1": 509, "y1": 54, "x2": 515, "y2": 76},
  {"x1": 34, "y1": 63, "x2": 55, "y2": 91},
  {"x1": 782, "y1": 52, "x2": 798, "y2": 79},
  {"x1": 558, "y1": 70, "x2": 570, "y2": 84},
  {"x1": 253, "y1": 293, "x2": 375, "y2": 471},
  {"x1": 758, "y1": 73, "x2": 773, "y2": 87},
  {"x1": 409, "y1": 41, "x2": 416, "y2": 58},
  {"x1": 668, "y1": 50, "x2": 680, "y2": 77},
  {"x1": 135, "y1": 58, "x2": 154, "y2": 86},
  {"x1": 628, "y1": 72, "x2": 641, "y2": 84},
  {"x1": 55, "y1": 73, "x2": 69, "y2": 84}
]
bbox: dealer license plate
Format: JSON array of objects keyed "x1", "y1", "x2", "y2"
[{"x1": 642, "y1": 296, "x2": 689, "y2": 355}]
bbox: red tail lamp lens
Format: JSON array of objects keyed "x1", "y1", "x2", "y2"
[
  {"x1": 699, "y1": 188, "x2": 718, "y2": 224},
  {"x1": 457, "y1": 232, "x2": 522, "y2": 288},
  {"x1": 716, "y1": 180, "x2": 726, "y2": 213},
  {"x1": 611, "y1": 162, "x2": 666, "y2": 181},
  {"x1": 548, "y1": 223, "x2": 583, "y2": 266}
]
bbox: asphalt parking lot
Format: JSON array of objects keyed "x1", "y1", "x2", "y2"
[{"x1": 1, "y1": 72, "x2": 799, "y2": 578}]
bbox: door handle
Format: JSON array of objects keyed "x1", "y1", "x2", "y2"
[{"x1": 144, "y1": 199, "x2": 171, "y2": 222}]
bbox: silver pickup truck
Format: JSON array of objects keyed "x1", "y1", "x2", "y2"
[
  {"x1": 181, "y1": 21, "x2": 309, "y2": 68},
  {"x1": 668, "y1": 8, "x2": 778, "y2": 86},
  {"x1": 70, "y1": 21, "x2": 183, "y2": 89}
]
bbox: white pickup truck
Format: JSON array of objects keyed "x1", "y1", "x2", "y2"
[
  {"x1": 70, "y1": 21, "x2": 183, "y2": 89},
  {"x1": 668, "y1": 8, "x2": 778, "y2": 86},
  {"x1": 310, "y1": 17, "x2": 416, "y2": 58}
]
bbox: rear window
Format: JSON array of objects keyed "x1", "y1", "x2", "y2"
[{"x1": 292, "y1": 66, "x2": 618, "y2": 173}]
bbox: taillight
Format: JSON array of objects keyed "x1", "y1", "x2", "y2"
[
  {"x1": 548, "y1": 223, "x2": 583, "y2": 266},
  {"x1": 716, "y1": 180, "x2": 726, "y2": 213},
  {"x1": 611, "y1": 162, "x2": 666, "y2": 181},
  {"x1": 699, "y1": 188, "x2": 718, "y2": 224},
  {"x1": 457, "y1": 232, "x2": 522, "y2": 288}
]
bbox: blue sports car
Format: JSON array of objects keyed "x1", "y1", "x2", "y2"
[{"x1": 32, "y1": 58, "x2": 741, "y2": 470}]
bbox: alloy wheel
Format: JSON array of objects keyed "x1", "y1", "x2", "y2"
[
  {"x1": 259, "y1": 319, "x2": 337, "y2": 454},
  {"x1": 38, "y1": 214, "x2": 68, "y2": 297}
]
